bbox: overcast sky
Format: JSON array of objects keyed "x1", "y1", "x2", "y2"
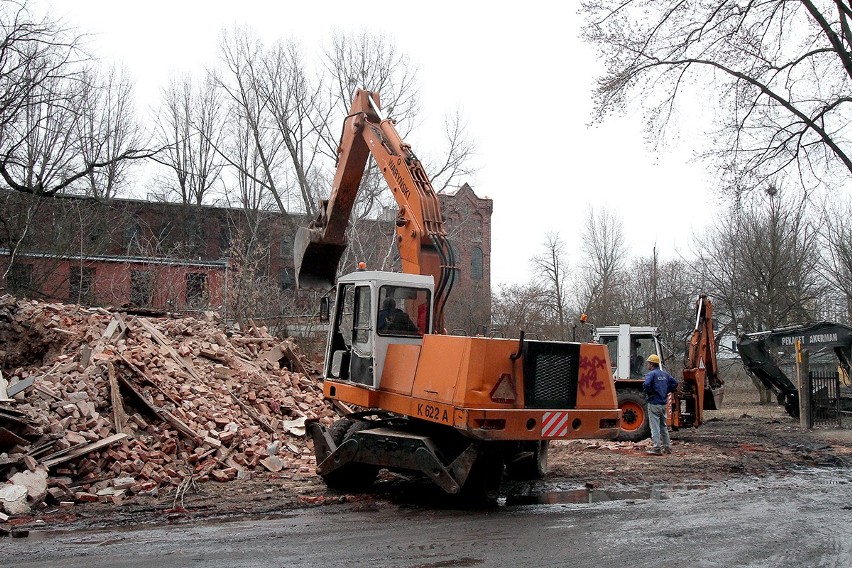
[{"x1": 55, "y1": 0, "x2": 720, "y2": 288}]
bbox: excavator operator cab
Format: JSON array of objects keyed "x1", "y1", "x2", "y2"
[{"x1": 325, "y1": 270, "x2": 433, "y2": 389}]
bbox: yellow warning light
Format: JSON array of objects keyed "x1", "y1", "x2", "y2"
[
  {"x1": 358, "y1": 262, "x2": 367, "y2": 270},
  {"x1": 580, "y1": 313, "x2": 587, "y2": 323}
]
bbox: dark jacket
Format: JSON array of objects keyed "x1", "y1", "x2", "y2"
[{"x1": 643, "y1": 368, "x2": 679, "y2": 405}]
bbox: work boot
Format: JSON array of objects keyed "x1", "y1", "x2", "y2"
[
  {"x1": 646, "y1": 447, "x2": 662, "y2": 456},
  {"x1": 663, "y1": 446, "x2": 672, "y2": 454}
]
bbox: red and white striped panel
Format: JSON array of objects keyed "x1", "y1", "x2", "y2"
[{"x1": 541, "y1": 411, "x2": 570, "y2": 438}]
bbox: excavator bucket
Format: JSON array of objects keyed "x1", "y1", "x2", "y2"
[{"x1": 293, "y1": 226, "x2": 347, "y2": 290}]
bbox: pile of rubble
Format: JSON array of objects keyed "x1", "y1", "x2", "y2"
[{"x1": 0, "y1": 294, "x2": 335, "y2": 518}]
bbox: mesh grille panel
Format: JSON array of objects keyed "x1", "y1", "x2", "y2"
[{"x1": 524, "y1": 341, "x2": 579, "y2": 409}]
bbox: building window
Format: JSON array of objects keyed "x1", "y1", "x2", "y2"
[
  {"x1": 186, "y1": 221, "x2": 205, "y2": 257},
  {"x1": 130, "y1": 270, "x2": 154, "y2": 307},
  {"x1": 472, "y1": 214, "x2": 483, "y2": 242},
  {"x1": 87, "y1": 215, "x2": 110, "y2": 252},
  {"x1": 279, "y1": 268, "x2": 294, "y2": 290},
  {"x1": 157, "y1": 222, "x2": 173, "y2": 253},
  {"x1": 471, "y1": 247, "x2": 483, "y2": 280},
  {"x1": 69, "y1": 266, "x2": 96, "y2": 304},
  {"x1": 124, "y1": 222, "x2": 142, "y2": 252},
  {"x1": 7, "y1": 263, "x2": 33, "y2": 294},
  {"x1": 280, "y1": 234, "x2": 292, "y2": 258},
  {"x1": 219, "y1": 226, "x2": 231, "y2": 257},
  {"x1": 185, "y1": 272, "x2": 207, "y2": 308}
]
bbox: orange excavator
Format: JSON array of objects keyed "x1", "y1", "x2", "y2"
[
  {"x1": 675, "y1": 295, "x2": 725, "y2": 429},
  {"x1": 594, "y1": 295, "x2": 725, "y2": 441},
  {"x1": 296, "y1": 90, "x2": 620, "y2": 498}
]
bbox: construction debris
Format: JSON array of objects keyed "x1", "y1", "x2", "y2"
[{"x1": 0, "y1": 294, "x2": 334, "y2": 517}]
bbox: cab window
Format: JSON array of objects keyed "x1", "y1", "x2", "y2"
[
  {"x1": 377, "y1": 286, "x2": 430, "y2": 337},
  {"x1": 352, "y1": 285, "x2": 372, "y2": 355},
  {"x1": 602, "y1": 337, "x2": 618, "y2": 373},
  {"x1": 630, "y1": 336, "x2": 657, "y2": 378}
]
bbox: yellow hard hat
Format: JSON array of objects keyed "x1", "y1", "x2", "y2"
[{"x1": 646, "y1": 354, "x2": 661, "y2": 364}]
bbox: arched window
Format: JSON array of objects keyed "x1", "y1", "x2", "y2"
[{"x1": 471, "y1": 247, "x2": 483, "y2": 280}]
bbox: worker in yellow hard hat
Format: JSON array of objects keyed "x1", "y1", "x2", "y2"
[{"x1": 643, "y1": 353, "x2": 678, "y2": 456}]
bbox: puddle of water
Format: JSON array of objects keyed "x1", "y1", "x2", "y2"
[{"x1": 505, "y1": 487, "x2": 664, "y2": 506}]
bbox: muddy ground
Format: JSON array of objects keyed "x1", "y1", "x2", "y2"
[{"x1": 7, "y1": 366, "x2": 852, "y2": 532}]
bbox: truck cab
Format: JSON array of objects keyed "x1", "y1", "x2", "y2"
[
  {"x1": 594, "y1": 324, "x2": 663, "y2": 441},
  {"x1": 594, "y1": 325, "x2": 663, "y2": 379},
  {"x1": 325, "y1": 270, "x2": 433, "y2": 389}
]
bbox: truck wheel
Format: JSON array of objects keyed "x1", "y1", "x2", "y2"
[
  {"x1": 617, "y1": 390, "x2": 650, "y2": 442},
  {"x1": 328, "y1": 418, "x2": 355, "y2": 447},
  {"x1": 505, "y1": 441, "x2": 549, "y2": 480},
  {"x1": 460, "y1": 448, "x2": 504, "y2": 505},
  {"x1": 321, "y1": 419, "x2": 380, "y2": 490}
]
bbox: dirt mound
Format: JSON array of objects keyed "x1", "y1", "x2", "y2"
[{"x1": 0, "y1": 294, "x2": 334, "y2": 515}]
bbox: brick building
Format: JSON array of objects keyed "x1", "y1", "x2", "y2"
[
  {"x1": 439, "y1": 183, "x2": 493, "y2": 334},
  {"x1": 0, "y1": 192, "x2": 293, "y2": 315},
  {"x1": 0, "y1": 185, "x2": 492, "y2": 331}
]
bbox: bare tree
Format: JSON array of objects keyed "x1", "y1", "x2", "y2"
[
  {"x1": 77, "y1": 64, "x2": 140, "y2": 198},
  {"x1": 322, "y1": 31, "x2": 478, "y2": 209},
  {"x1": 153, "y1": 74, "x2": 224, "y2": 205},
  {"x1": 577, "y1": 207, "x2": 629, "y2": 324},
  {"x1": 214, "y1": 28, "x2": 290, "y2": 214},
  {"x1": 320, "y1": 31, "x2": 420, "y2": 221},
  {"x1": 532, "y1": 232, "x2": 571, "y2": 340},
  {"x1": 491, "y1": 282, "x2": 554, "y2": 340},
  {"x1": 323, "y1": 30, "x2": 420, "y2": 131},
  {"x1": 225, "y1": 113, "x2": 277, "y2": 213},
  {"x1": 427, "y1": 108, "x2": 479, "y2": 193},
  {"x1": 0, "y1": 1, "x2": 148, "y2": 196},
  {"x1": 581, "y1": 2, "x2": 852, "y2": 197},
  {"x1": 691, "y1": 187, "x2": 825, "y2": 332},
  {"x1": 225, "y1": 225, "x2": 273, "y2": 330},
  {"x1": 261, "y1": 39, "x2": 326, "y2": 218},
  {"x1": 444, "y1": 281, "x2": 492, "y2": 336},
  {"x1": 319, "y1": 31, "x2": 477, "y2": 279},
  {"x1": 818, "y1": 198, "x2": 852, "y2": 322},
  {"x1": 624, "y1": 251, "x2": 697, "y2": 357}
]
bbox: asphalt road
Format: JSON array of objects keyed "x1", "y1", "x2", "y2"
[{"x1": 3, "y1": 468, "x2": 852, "y2": 568}]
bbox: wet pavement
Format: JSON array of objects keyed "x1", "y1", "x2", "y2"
[{"x1": 3, "y1": 468, "x2": 852, "y2": 567}]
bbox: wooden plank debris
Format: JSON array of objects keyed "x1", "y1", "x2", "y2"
[
  {"x1": 41, "y1": 433, "x2": 128, "y2": 469},
  {"x1": 0, "y1": 427, "x2": 28, "y2": 447},
  {"x1": 117, "y1": 353, "x2": 182, "y2": 407},
  {"x1": 233, "y1": 337, "x2": 276, "y2": 344},
  {"x1": 0, "y1": 294, "x2": 335, "y2": 501},
  {"x1": 229, "y1": 390, "x2": 274, "y2": 433},
  {"x1": 105, "y1": 361, "x2": 127, "y2": 434},
  {"x1": 114, "y1": 373, "x2": 202, "y2": 444},
  {"x1": 36, "y1": 440, "x2": 91, "y2": 464},
  {"x1": 0, "y1": 409, "x2": 29, "y2": 426},
  {"x1": 135, "y1": 317, "x2": 202, "y2": 381},
  {"x1": 7, "y1": 377, "x2": 35, "y2": 397},
  {"x1": 79, "y1": 345, "x2": 92, "y2": 368}
]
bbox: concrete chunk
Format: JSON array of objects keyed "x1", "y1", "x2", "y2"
[
  {"x1": 10, "y1": 468, "x2": 48, "y2": 502},
  {"x1": 0, "y1": 484, "x2": 30, "y2": 515}
]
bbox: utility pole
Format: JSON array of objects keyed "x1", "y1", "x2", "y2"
[
  {"x1": 796, "y1": 340, "x2": 811, "y2": 429},
  {"x1": 651, "y1": 245, "x2": 658, "y2": 323}
]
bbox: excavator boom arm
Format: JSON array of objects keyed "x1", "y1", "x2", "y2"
[
  {"x1": 294, "y1": 90, "x2": 456, "y2": 333},
  {"x1": 685, "y1": 295, "x2": 724, "y2": 390}
]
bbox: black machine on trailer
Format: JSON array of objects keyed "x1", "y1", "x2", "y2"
[{"x1": 737, "y1": 321, "x2": 852, "y2": 419}]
